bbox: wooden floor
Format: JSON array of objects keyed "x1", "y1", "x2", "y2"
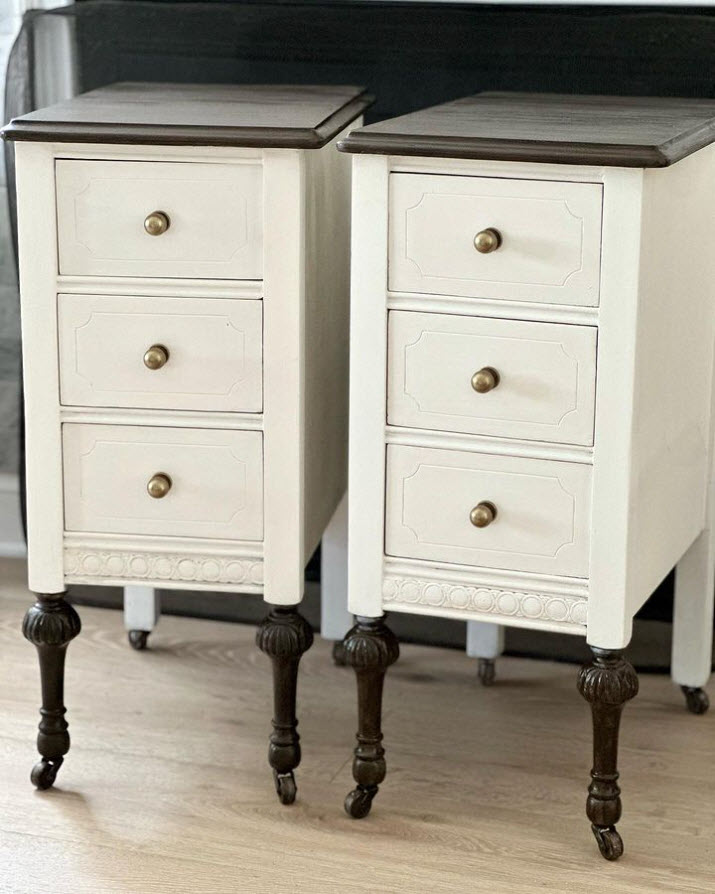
[{"x1": 1, "y1": 558, "x2": 713, "y2": 894}]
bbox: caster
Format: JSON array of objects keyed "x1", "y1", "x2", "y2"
[
  {"x1": 478, "y1": 658, "x2": 496, "y2": 686},
  {"x1": 591, "y1": 825, "x2": 624, "y2": 861},
  {"x1": 332, "y1": 641, "x2": 347, "y2": 666},
  {"x1": 30, "y1": 757, "x2": 62, "y2": 791},
  {"x1": 128, "y1": 630, "x2": 150, "y2": 651},
  {"x1": 273, "y1": 770, "x2": 297, "y2": 805},
  {"x1": 681, "y1": 686, "x2": 710, "y2": 715},
  {"x1": 344, "y1": 785, "x2": 377, "y2": 819}
]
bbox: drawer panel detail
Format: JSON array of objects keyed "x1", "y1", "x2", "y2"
[
  {"x1": 56, "y1": 159, "x2": 263, "y2": 279},
  {"x1": 58, "y1": 293, "x2": 263, "y2": 412},
  {"x1": 63, "y1": 424, "x2": 263, "y2": 540},
  {"x1": 385, "y1": 445, "x2": 591, "y2": 576},
  {"x1": 388, "y1": 311, "x2": 597, "y2": 445},
  {"x1": 388, "y1": 174, "x2": 602, "y2": 305}
]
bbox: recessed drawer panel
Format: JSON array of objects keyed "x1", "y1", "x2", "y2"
[
  {"x1": 388, "y1": 311, "x2": 597, "y2": 445},
  {"x1": 56, "y1": 160, "x2": 263, "y2": 279},
  {"x1": 389, "y1": 174, "x2": 602, "y2": 305},
  {"x1": 58, "y1": 294, "x2": 263, "y2": 412},
  {"x1": 385, "y1": 445, "x2": 591, "y2": 576},
  {"x1": 63, "y1": 424, "x2": 263, "y2": 540}
]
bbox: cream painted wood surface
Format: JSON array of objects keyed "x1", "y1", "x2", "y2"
[
  {"x1": 387, "y1": 310, "x2": 597, "y2": 445},
  {"x1": 58, "y1": 293, "x2": 263, "y2": 412},
  {"x1": 0, "y1": 563, "x2": 712, "y2": 894},
  {"x1": 385, "y1": 444, "x2": 591, "y2": 576},
  {"x1": 56, "y1": 159, "x2": 263, "y2": 279},
  {"x1": 388, "y1": 173, "x2": 602, "y2": 305},
  {"x1": 62, "y1": 423, "x2": 263, "y2": 540}
]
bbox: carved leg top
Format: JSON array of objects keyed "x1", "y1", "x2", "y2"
[
  {"x1": 577, "y1": 648, "x2": 639, "y2": 706},
  {"x1": 344, "y1": 616, "x2": 400, "y2": 671},
  {"x1": 256, "y1": 606, "x2": 314, "y2": 660},
  {"x1": 23, "y1": 594, "x2": 81, "y2": 648}
]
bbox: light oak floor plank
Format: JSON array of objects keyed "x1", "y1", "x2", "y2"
[{"x1": 0, "y1": 558, "x2": 713, "y2": 894}]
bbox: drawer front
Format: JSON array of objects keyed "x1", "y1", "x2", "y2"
[
  {"x1": 58, "y1": 294, "x2": 263, "y2": 412},
  {"x1": 388, "y1": 311, "x2": 597, "y2": 445},
  {"x1": 56, "y1": 160, "x2": 263, "y2": 279},
  {"x1": 389, "y1": 174, "x2": 602, "y2": 305},
  {"x1": 63, "y1": 424, "x2": 263, "y2": 540},
  {"x1": 385, "y1": 445, "x2": 591, "y2": 576}
]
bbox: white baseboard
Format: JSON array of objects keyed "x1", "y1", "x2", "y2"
[{"x1": 0, "y1": 473, "x2": 26, "y2": 557}]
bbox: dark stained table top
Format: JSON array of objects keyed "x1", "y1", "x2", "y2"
[
  {"x1": 338, "y1": 92, "x2": 715, "y2": 167},
  {"x1": 3, "y1": 82, "x2": 373, "y2": 149}
]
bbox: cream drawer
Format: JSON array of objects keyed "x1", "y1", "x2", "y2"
[
  {"x1": 388, "y1": 311, "x2": 597, "y2": 445},
  {"x1": 63, "y1": 424, "x2": 263, "y2": 540},
  {"x1": 385, "y1": 445, "x2": 591, "y2": 576},
  {"x1": 58, "y1": 293, "x2": 263, "y2": 412},
  {"x1": 56, "y1": 160, "x2": 263, "y2": 279},
  {"x1": 388, "y1": 174, "x2": 602, "y2": 306}
]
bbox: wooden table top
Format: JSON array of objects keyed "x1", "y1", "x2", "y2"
[
  {"x1": 338, "y1": 92, "x2": 715, "y2": 167},
  {"x1": 3, "y1": 82, "x2": 373, "y2": 149}
]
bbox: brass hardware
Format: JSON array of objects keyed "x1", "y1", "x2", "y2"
[
  {"x1": 147, "y1": 473, "x2": 172, "y2": 499},
  {"x1": 144, "y1": 211, "x2": 170, "y2": 236},
  {"x1": 473, "y1": 228, "x2": 501, "y2": 254},
  {"x1": 470, "y1": 501, "x2": 497, "y2": 528},
  {"x1": 471, "y1": 367, "x2": 500, "y2": 393},
  {"x1": 143, "y1": 344, "x2": 169, "y2": 370}
]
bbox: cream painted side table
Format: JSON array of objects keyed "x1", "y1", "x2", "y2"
[
  {"x1": 338, "y1": 93, "x2": 715, "y2": 859},
  {"x1": 3, "y1": 81, "x2": 370, "y2": 800}
]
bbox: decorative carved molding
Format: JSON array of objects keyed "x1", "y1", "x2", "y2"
[
  {"x1": 23, "y1": 594, "x2": 81, "y2": 648},
  {"x1": 64, "y1": 546, "x2": 263, "y2": 588},
  {"x1": 382, "y1": 574, "x2": 588, "y2": 628}
]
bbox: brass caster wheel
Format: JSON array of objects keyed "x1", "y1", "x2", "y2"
[
  {"x1": 592, "y1": 825, "x2": 624, "y2": 861},
  {"x1": 31, "y1": 757, "x2": 62, "y2": 791},
  {"x1": 332, "y1": 641, "x2": 347, "y2": 666},
  {"x1": 681, "y1": 686, "x2": 710, "y2": 715},
  {"x1": 478, "y1": 658, "x2": 496, "y2": 686},
  {"x1": 274, "y1": 770, "x2": 297, "y2": 805},
  {"x1": 128, "y1": 630, "x2": 150, "y2": 651},
  {"x1": 344, "y1": 785, "x2": 377, "y2": 819}
]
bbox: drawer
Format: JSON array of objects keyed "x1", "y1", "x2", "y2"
[
  {"x1": 56, "y1": 160, "x2": 263, "y2": 279},
  {"x1": 58, "y1": 294, "x2": 263, "y2": 412},
  {"x1": 388, "y1": 174, "x2": 602, "y2": 306},
  {"x1": 63, "y1": 424, "x2": 263, "y2": 540},
  {"x1": 388, "y1": 311, "x2": 597, "y2": 445},
  {"x1": 385, "y1": 445, "x2": 591, "y2": 576}
]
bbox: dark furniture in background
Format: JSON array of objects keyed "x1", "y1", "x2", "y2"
[{"x1": 6, "y1": 0, "x2": 715, "y2": 664}]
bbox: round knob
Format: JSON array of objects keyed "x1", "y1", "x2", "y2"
[
  {"x1": 473, "y1": 228, "x2": 501, "y2": 254},
  {"x1": 144, "y1": 211, "x2": 170, "y2": 236},
  {"x1": 143, "y1": 344, "x2": 169, "y2": 370},
  {"x1": 471, "y1": 367, "x2": 500, "y2": 393},
  {"x1": 470, "y1": 501, "x2": 497, "y2": 528},
  {"x1": 147, "y1": 473, "x2": 172, "y2": 499}
]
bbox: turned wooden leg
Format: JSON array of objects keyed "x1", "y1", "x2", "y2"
[
  {"x1": 577, "y1": 647, "x2": 639, "y2": 861},
  {"x1": 22, "y1": 593, "x2": 81, "y2": 790},
  {"x1": 344, "y1": 615, "x2": 399, "y2": 819},
  {"x1": 256, "y1": 606, "x2": 313, "y2": 805}
]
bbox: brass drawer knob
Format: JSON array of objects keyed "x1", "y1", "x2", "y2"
[
  {"x1": 144, "y1": 211, "x2": 170, "y2": 236},
  {"x1": 473, "y1": 228, "x2": 501, "y2": 254},
  {"x1": 471, "y1": 367, "x2": 500, "y2": 393},
  {"x1": 470, "y1": 501, "x2": 497, "y2": 528},
  {"x1": 143, "y1": 344, "x2": 169, "y2": 370},
  {"x1": 147, "y1": 473, "x2": 172, "y2": 499}
]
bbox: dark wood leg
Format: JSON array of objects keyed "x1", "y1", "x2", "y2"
[
  {"x1": 331, "y1": 640, "x2": 347, "y2": 666},
  {"x1": 256, "y1": 606, "x2": 313, "y2": 805},
  {"x1": 344, "y1": 615, "x2": 399, "y2": 819},
  {"x1": 577, "y1": 647, "x2": 638, "y2": 861},
  {"x1": 681, "y1": 686, "x2": 710, "y2": 715},
  {"x1": 22, "y1": 593, "x2": 81, "y2": 790}
]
